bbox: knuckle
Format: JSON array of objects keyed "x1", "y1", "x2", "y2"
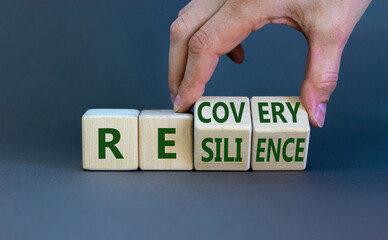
[
  {"x1": 178, "y1": 0, "x2": 193, "y2": 17},
  {"x1": 188, "y1": 29, "x2": 211, "y2": 54},
  {"x1": 313, "y1": 23, "x2": 350, "y2": 48},
  {"x1": 178, "y1": 9, "x2": 185, "y2": 17},
  {"x1": 170, "y1": 16, "x2": 189, "y2": 42},
  {"x1": 315, "y1": 72, "x2": 338, "y2": 94},
  {"x1": 228, "y1": 0, "x2": 255, "y2": 15}
]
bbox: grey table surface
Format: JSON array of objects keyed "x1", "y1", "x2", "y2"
[{"x1": 0, "y1": 1, "x2": 387, "y2": 239}]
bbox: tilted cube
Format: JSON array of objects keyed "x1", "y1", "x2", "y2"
[{"x1": 250, "y1": 97, "x2": 310, "y2": 170}]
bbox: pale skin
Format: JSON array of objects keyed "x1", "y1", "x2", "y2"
[{"x1": 168, "y1": 0, "x2": 371, "y2": 127}]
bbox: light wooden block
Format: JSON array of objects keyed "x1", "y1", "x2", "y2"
[
  {"x1": 250, "y1": 97, "x2": 310, "y2": 170},
  {"x1": 82, "y1": 109, "x2": 139, "y2": 170},
  {"x1": 139, "y1": 110, "x2": 193, "y2": 170},
  {"x1": 194, "y1": 97, "x2": 252, "y2": 171}
]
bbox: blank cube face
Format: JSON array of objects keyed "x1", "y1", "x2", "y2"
[
  {"x1": 194, "y1": 97, "x2": 252, "y2": 171},
  {"x1": 82, "y1": 109, "x2": 139, "y2": 170},
  {"x1": 139, "y1": 110, "x2": 193, "y2": 170},
  {"x1": 250, "y1": 97, "x2": 310, "y2": 170}
]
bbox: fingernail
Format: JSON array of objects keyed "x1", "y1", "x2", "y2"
[
  {"x1": 314, "y1": 103, "x2": 327, "y2": 128},
  {"x1": 173, "y1": 94, "x2": 181, "y2": 112},
  {"x1": 170, "y1": 93, "x2": 175, "y2": 105}
]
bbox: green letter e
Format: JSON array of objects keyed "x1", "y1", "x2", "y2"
[{"x1": 158, "y1": 128, "x2": 177, "y2": 159}]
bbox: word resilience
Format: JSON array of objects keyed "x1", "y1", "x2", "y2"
[{"x1": 82, "y1": 96, "x2": 310, "y2": 171}]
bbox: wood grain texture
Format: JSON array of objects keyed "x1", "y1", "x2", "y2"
[
  {"x1": 250, "y1": 97, "x2": 310, "y2": 170},
  {"x1": 82, "y1": 109, "x2": 139, "y2": 170},
  {"x1": 139, "y1": 110, "x2": 193, "y2": 170},
  {"x1": 194, "y1": 97, "x2": 252, "y2": 171}
]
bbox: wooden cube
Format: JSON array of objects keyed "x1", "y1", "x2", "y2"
[
  {"x1": 82, "y1": 109, "x2": 139, "y2": 170},
  {"x1": 139, "y1": 110, "x2": 193, "y2": 170},
  {"x1": 194, "y1": 97, "x2": 252, "y2": 171},
  {"x1": 250, "y1": 97, "x2": 310, "y2": 170}
]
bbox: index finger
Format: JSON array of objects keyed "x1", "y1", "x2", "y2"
[{"x1": 174, "y1": 2, "x2": 268, "y2": 112}]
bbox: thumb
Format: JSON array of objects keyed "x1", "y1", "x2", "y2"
[{"x1": 300, "y1": 41, "x2": 345, "y2": 128}]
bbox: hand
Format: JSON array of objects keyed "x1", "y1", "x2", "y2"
[{"x1": 168, "y1": 0, "x2": 371, "y2": 127}]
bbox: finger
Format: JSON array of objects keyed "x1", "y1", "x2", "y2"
[
  {"x1": 178, "y1": 0, "x2": 197, "y2": 17},
  {"x1": 174, "y1": 1, "x2": 270, "y2": 112},
  {"x1": 226, "y1": 44, "x2": 245, "y2": 64},
  {"x1": 168, "y1": 0, "x2": 227, "y2": 102},
  {"x1": 300, "y1": 41, "x2": 345, "y2": 128}
]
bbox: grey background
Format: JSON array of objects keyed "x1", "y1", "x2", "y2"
[{"x1": 0, "y1": 0, "x2": 387, "y2": 239}]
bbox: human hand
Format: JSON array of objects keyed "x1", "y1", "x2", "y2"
[{"x1": 168, "y1": 0, "x2": 371, "y2": 127}]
